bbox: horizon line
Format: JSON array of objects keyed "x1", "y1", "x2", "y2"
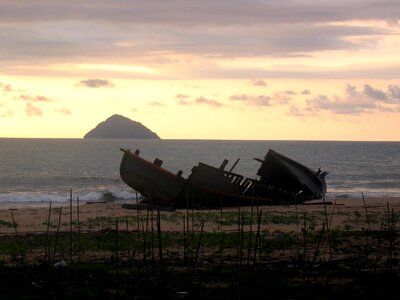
[{"x1": 1, "y1": 137, "x2": 400, "y2": 143}]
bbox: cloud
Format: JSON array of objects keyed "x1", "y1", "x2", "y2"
[
  {"x1": 77, "y1": 79, "x2": 113, "y2": 88},
  {"x1": 177, "y1": 99, "x2": 192, "y2": 105},
  {"x1": 307, "y1": 94, "x2": 375, "y2": 114},
  {"x1": 25, "y1": 103, "x2": 43, "y2": 117},
  {"x1": 176, "y1": 95, "x2": 225, "y2": 107},
  {"x1": 0, "y1": 82, "x2": 14, "y2": 92},
  {"x1": 0, "y1": 110, "x2": 14, "y2": 118},
  {"x1": 363, "y1": 84, "x2": 387, "y2": 100},
  {"x1": 55, "y1": 108, "x2": 71, "y2": 115},
  {"x1": 14, "y1": 94, "x2": 52, "y2": 102},
  {"x1": 249, "y1": 79, "x2": 267, "y2": 87},
  {"x1": 1, "y1": 1, "x2": 398, "y2": 26},
  {"x1": 273, "y1": 92, "x2": 292, "y2": 104},
  {"x1": 229, "y1": 91, "x2": 296, "y2": 106},
  {"x1": 305, "y1": 84, "x2": 400, "y2": 115},
  {"x1": 230, "y1": 94, "x2": 273, "y2": 106},
  {"x1": 195, "y1": 96, "x2": 225, "y2": 107},
  {"x1": 175, "y1": 94, "x2": 192, "y2": 105},
  {"x1": 0, "y1": 1, "x2": 398, "y2": 85},
  {"x1": 175, "y1": 94, "x2": 190, "y2": 99},
  {"x1": 0, "y1": 1, "x2": 397, "y2": 65},
  {"x1": 147, "y1": 101, "x2": 165, "y2": 106},
  {"x1": 388, "y1": 85, "x2": 400, "y2": 99},
  {"x1": 301, "y1": 89, "x2": 311, "y2": 95},
  {"x1": 288, "y1": 106, "x2": 310, "y2": 117}
]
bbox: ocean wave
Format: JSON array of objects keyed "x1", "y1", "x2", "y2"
[
  {"x1": 0, "y1": 189, "x2": 140, "y2": 205},
  {"x1": 326, "y1": 190, "x2": 400, "y2": 198}
]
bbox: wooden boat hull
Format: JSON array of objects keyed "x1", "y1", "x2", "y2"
[
  {"x1": 256, "y1": 150, "x2": 327, "y2": 200},
  {"x1": 119, "y1": 148, "x2": 327, "y2": 208},
  {"x1": 120, "y1": 149, "x2": 185, "y2": 205}
]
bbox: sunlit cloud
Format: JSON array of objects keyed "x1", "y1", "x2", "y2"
[
  {"x1": 175, "y1": 94, "x2": 192, "y2": 105},
  {"x1": 177, "y1": 99, "x2": 191, "y2": 106},
  {"x1": 176, "y1": 95, "x2": 225, "y2": 107},
  {"x1": 273, "y1": 92, "x2": 292, "y2": 104},
  {"x1": 0, "y1": 82, "x2": 14, "y2": 93},
  {"x1": 14, "y1": 94, "x2": 53, "y2": 102},
  {"x1": 0, "y1": 1, "x2": 399, "y2": 140},
  {"x1": 77, "y1": 79, "x2": 113, "y2": 88},
  {"x1": 388, "y1": 85, "x2": 400, "y2": 99},
  {"x1": 249, "y1": 79, "x2": 267, "y2": 87},
  {"x1": 175, "y1": 94, "x2": 190, "y2": 99},
  {"x1": 230, "y1": 94, "x2": 273, "y2": 107},
  {"x1": 230, "y1": 92, "x2": 295, "y2": 107},
  {"x1": 0, "y1": 1, "x2": 398, "y2": 66},
  {"x1": 25, "y1": 103, "x2": 43, "y2": 117},
  {"x1": 1, "y1": 1, "x2": 399, "y2": 25},
  {"x1": 363, "y1": 84, "x2": 388, "y2": 100},
  {"x1": 0, "y1": 109, "x2": 14, "y2": 118},
  {"x1": 75, "y1": 64, "x2": 157, "y2": 74},
  {"x1": 147, "y1": 101, "x2": 165, "y2": 106},
  {"x1": 55, "y1": 108, "x2": 71, "y2": 115},
  {"x1": 195, "y1": 96, "x2": 225, "y2": 107},
  {"x1": 305, "y1": 84, "x2": 400, "y2": 115}
]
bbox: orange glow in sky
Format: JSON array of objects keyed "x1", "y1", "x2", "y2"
[{"x1": 0, "y1": 1, "x2": 399, "y2": 141}]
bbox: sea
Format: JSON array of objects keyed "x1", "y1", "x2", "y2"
[{"x1": 0, "y1": 138, "x2": 399, "y2": 206}]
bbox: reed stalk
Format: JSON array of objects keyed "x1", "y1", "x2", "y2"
[
  {"x1": 136, "y1": 193, "x2": 141, "y2": 260},
  {"x1": 385, "y1": 204, "x2": 396, "y2": 271},
  {"x1": 295, "y1": 195, "x2": 300, "y2": 258},
  {"x1": 77, "y1": 196, "x2": 80, "y2": 260},
  {"x1": 191, "y1": 220, "x2": 204, "y2": 282},
  {"x1": 237, "y1": 200, "x2": 241, "y2": 265},
  {"x1": 52, "y1": 207, "x2": 63, "y2": 263},
  {"x1": 69, "y1": 188, "x2": 73, "y2": 262},
  {"x1": 10, "y1": 210, "x2": 24, "y2": 260},
  {"x1": 374, "y1": 220, "x2": 384, "y2": 273},
  {"x1": 322, "y1": 196, "x2": 333, "y2": 261},
  {"x1": 219, "y1": 199, "x2": 223, "y2": 252},
  {"x1": 186, "y1": 188, "x2": 190, "y2": 260},
  {"x1": 328, "y1": 196, "x2": 337, "y2": 230},
  {"x1": 151, "y1": 205, "x2": 154, "y2": 263},
  {"x1": 183, "y1": 216, "x2": 187, "y2": 262},
  {"x1": 44, "y1": 201, "x2": 52, "y2": 264},
  {"x1": 361, "y1": 192, "x2": 371, "y2": 231},
  {"x1": 253, "y1": 210, "x2": 262, "y2": 265},
  {"x1": 156, "y1": 210, "x2": 163, "y2": 275},
  {"x1": 247, "y1": 199, "x2": 254, "y2": 264},
  {"x1": 303, "y1": 211, "x2": 307, "y2": 262},
  {"x1": 142, "y1": 209, "x2": 150, "y2": 260},
  {"x1": 239, "y1": 215, "x2": 244, "y2": 268},
  {"x1": 305, "y1": 223, "x2": 326, "y2": 288},
  {"x1": 115, "y1": 218, "x2": 119, "y2": 276}
]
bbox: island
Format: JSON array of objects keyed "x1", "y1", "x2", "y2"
[{"x1": 84, "y1": 114, "x2": 160, "y2": 139}]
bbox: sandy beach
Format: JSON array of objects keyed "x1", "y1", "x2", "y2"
[
  {"x1": 1, "y1": 196, "x2": 400, "y2": 299},
  {"x1": 1, "y1": 196, "x2": 399, "y2": 235}
]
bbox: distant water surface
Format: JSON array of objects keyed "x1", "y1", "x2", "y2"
[{"x1": 0, "y1": 138, "x2": 399, "y2": 205}]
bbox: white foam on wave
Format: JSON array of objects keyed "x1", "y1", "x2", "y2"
[
  {"x1": 326, "y1": 190, "x2": 400, "y2": 198},
  {"x1": 0, "y1": 189, "x2": 140, "y2": 205},
  {"x1": 0, "y1": 192, "x2": 68, "y2": 204}
]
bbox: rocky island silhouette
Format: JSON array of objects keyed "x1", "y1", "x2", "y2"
[{"x1": 84, "y1": 114, "x2": 160, "y2": 139}]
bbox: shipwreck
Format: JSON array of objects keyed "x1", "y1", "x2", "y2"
[{"x1": 119, "y1": 148, "x2": 328, "y2": 208}]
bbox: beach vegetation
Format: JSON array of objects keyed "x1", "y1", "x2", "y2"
[
  {"x1": 1, "y1": 200, "x2": 400, "y2": 299},
  {"x1": 0, "y1": 220, "x2": 14, "y2": 228}
]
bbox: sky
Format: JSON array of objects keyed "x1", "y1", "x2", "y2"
[{"x1": 0, "y1": 0, "x2": 399, "y2": 141}]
